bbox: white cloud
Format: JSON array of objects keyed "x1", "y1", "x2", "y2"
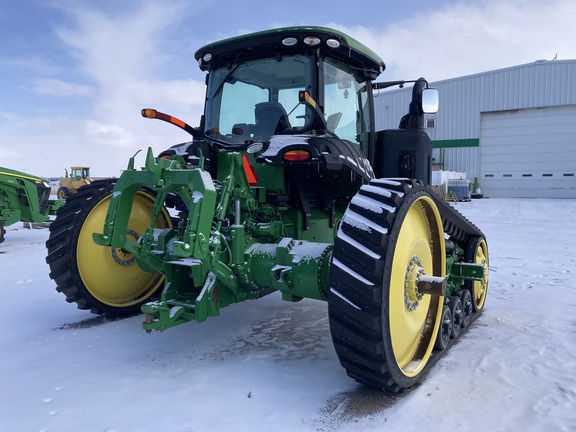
[
  {"x1": 1, "y1": 3, "x2": 207, "y2": 177},
  {"x1": 55, "y1": 3, "x2": 182, "y2": 82},
  {"x1": 24, "y1": 3, "x2": 207, "y2": 176},
  {"x1": 30, "y1": 78, "x2": 95, "y2": 97},
  {"x1": 330, "y1": 0, "x2": 576, "y2": 82}
]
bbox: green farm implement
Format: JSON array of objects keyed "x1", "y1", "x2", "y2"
[
  {"x1": 46, "y1": 27, "x2": 488, "y2": 392},
  {"x1": 0, "y1": 167, "x2": 63, "y2": 244}
]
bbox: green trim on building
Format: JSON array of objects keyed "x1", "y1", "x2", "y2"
[{"x1": 432, "y1": 138, "x2": 480, "y2": 149}]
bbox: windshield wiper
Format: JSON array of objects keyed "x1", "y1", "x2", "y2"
[{"x1": 209, "y1": 50, "x2": 244, "y2": 99}]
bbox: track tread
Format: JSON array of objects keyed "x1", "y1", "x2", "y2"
[{"x1": 328, "y1": 178, "x2": 487, "y2": 392}]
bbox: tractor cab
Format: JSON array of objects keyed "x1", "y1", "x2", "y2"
[
  {"x1": 193, "y1": 26, "x2": 438, "y2": 188},
  {"x1": 68, "y1": 167, "x2": 91, "y2": 182},
  {"x1": 196, "y1": 27, "x2": 382, "y2": 160}
]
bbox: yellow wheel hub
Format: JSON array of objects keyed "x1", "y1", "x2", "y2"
[
  {"x1": 388, "y1": 194, "x2": 445, "y2": 377},
  {"x1": 110, "y1": 229, "x2": 139, "y2": 266},
  {"x1": 76, "y1": 191, "x2": 171, "y2": 307},
  {"x1": 404, "y1": 258, "x2": 425, "y2": 310}
]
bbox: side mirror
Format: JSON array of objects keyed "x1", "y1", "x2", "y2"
[{"x1": 422, "y1": 88, "x2": 439, "y2": 114}]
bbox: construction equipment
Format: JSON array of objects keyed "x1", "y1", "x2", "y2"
[
  {"x1": 0, "y1": 167, "x2": 63, "y2": 244},
  {"x1": 46, "y1": 27, "x2": 489, "y2": 392},
  {"x1": 57, "y1": 166, "x2": 91, "y2": 199}
]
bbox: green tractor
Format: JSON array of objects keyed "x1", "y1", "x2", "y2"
[
  {"x1": 0, "y1": 167, "x2": 63, "y2": 244},
  {"x1": 46, "y1": 27, "x2": 488, "y2": 392}
]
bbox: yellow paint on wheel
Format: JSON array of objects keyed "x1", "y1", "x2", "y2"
[
  {"x1": 76, "y1": 191, "x2": 172, "y2": 307},
  {"x1": 389, "y1": 195, "x2": 445, "y2": 377},
  {"x1": 472, "y1": 238, "x2": 489, "y2": 310}
]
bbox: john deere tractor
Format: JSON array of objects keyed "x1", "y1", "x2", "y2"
[
  {"x1": 46, "y1": 27, "x2": 488, "y2": 392},
  {"x1": 0, "y1": 167, "x2": 62, "y2": 244}
]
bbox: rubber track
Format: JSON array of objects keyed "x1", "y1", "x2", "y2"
[
  {"x1": 328, "y1": 178, "x2": 485, "y2": 392},
  {"x1": 431, "y1": 193, "x2": 484, "y2": 244}
]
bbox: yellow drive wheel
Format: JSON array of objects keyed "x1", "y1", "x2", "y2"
[
  {"x1": 46, "y1": 179, "x2": 173, "y2": 316},
  {"x1": 386, "y1": 193, "x2": 445, "y2": 379}
]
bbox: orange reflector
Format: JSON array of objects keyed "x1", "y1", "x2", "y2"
[
  {"x1": 170, "y1": 116, "x2": 185, "y2": 128},
  {"x1": 242, "y1": 155, "x2": 258, "y2": 186},
  {"x1": 283, "y1": 149, "x2": 311, "y2": 162}
]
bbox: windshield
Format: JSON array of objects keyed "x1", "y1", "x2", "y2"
[
  {"x1": 323, "y1": 57, "x2": 371, "y2": 147},
  {"x1": 204, "y1": 54, "x2": 313, "y2": 144}
]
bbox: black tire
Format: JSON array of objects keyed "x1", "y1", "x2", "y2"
[
  {"x1": 0, "y1": 221, "x2": 5, "y2": 244},
  {"x1": 46, "y1": 179, "x2": 173, "y2": 316},
  {"x1": 328, "y1": 179, "x2": 446, "y2": 392},
  {"x1": 464, "y1": 236, "x2": 489, "y2": 312},
  {"x1": 57, "y1": 187, "x2": 71, "y2": 200}
]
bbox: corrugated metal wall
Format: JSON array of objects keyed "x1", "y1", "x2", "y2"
[{"x1": 374, "y1": 60, "x2": 576, "y2": 180}]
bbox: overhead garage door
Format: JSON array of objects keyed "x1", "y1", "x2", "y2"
[{"x1": 480, "y1": 105, "x2": 576, "y2": 198}]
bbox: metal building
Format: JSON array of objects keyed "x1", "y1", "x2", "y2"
[{"x1": 374, "y1": 60, "x2": 576, "y2": 198}]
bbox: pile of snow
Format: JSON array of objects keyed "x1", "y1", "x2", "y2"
[{"x1": 0, "y1": 198, "x2": 575, "y2": 431}]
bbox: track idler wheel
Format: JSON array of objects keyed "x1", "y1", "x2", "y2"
[
  {"x1": 464, "y1": 236, "x2": 489, "y2": 312},
  {"x1": 450, "y1": 295, "x2": 463, "y2": 338},
  {"x1": 435, "y1": 304, "x2": 452, "y2": 350},
  {"x1": 46, "y1": 179, "x2": 173, "y2": 316},
  {"x1": 459, "y1": 289, "x2": 473, "y2": 328}
]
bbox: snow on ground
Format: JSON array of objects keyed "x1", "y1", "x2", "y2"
[{"x1": 1, "y1": 198, "x2": 575, "y2": 432}]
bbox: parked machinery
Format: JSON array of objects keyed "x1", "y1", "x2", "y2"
[
  {"x1": 46, "y1": 27, "x2": 488, "y2": 392},
  {"x1": 0, "y1": 167, "x2": 62, "y2": 244},
  {"x1": 57, "y1": 166, "x2": 91, "y2": 199}
]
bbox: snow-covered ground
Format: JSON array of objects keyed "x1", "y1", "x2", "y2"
[{"x1": 1, "y1": 198, "x2": 575, "y2": 432}]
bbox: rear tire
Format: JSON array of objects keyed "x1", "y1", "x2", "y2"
[
  {"x1": 0, "y1": 221, "x2": 5, "y2": 244},
  {"x1": 46, "y1": 179, "x2": 173, "y2": 316},
  {"x1": 328, "y1": 180, "x2": 446, "y2": 392}
]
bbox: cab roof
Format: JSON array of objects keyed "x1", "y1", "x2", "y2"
[{"x1": 195, "y1": 26, "x2": 385, "y2": 80}]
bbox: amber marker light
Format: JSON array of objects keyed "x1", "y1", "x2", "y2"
[
  {"x1": 298, "y1": 91, "x2": 317, "y2": 108},
  {"x1": 283, "y1": 149, "x2": 311, "y2": 162},
  {"x1": 141, "y1": 108, "x2": 197, "y2": 137}
]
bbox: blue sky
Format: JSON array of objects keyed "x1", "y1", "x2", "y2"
[{"x1": 1, "y1": 0, "x2": 575, "y2": 177}]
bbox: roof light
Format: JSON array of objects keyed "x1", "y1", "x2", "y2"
[
  {"x1": 202, "y1": 53, "x2": 212, "y2": 62},
  {"x1": 326, "y1": 38, "x2": 340, "y2": 48},
  {"x1": 282, "y1": 37, "x2": 298, "y2": 46},
  {"x1": 303, "y1": 36, "x2": 321, "y2": 46},
  {"x1": 283, "y1": 149, "x2": 311, "y2": 162}
]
